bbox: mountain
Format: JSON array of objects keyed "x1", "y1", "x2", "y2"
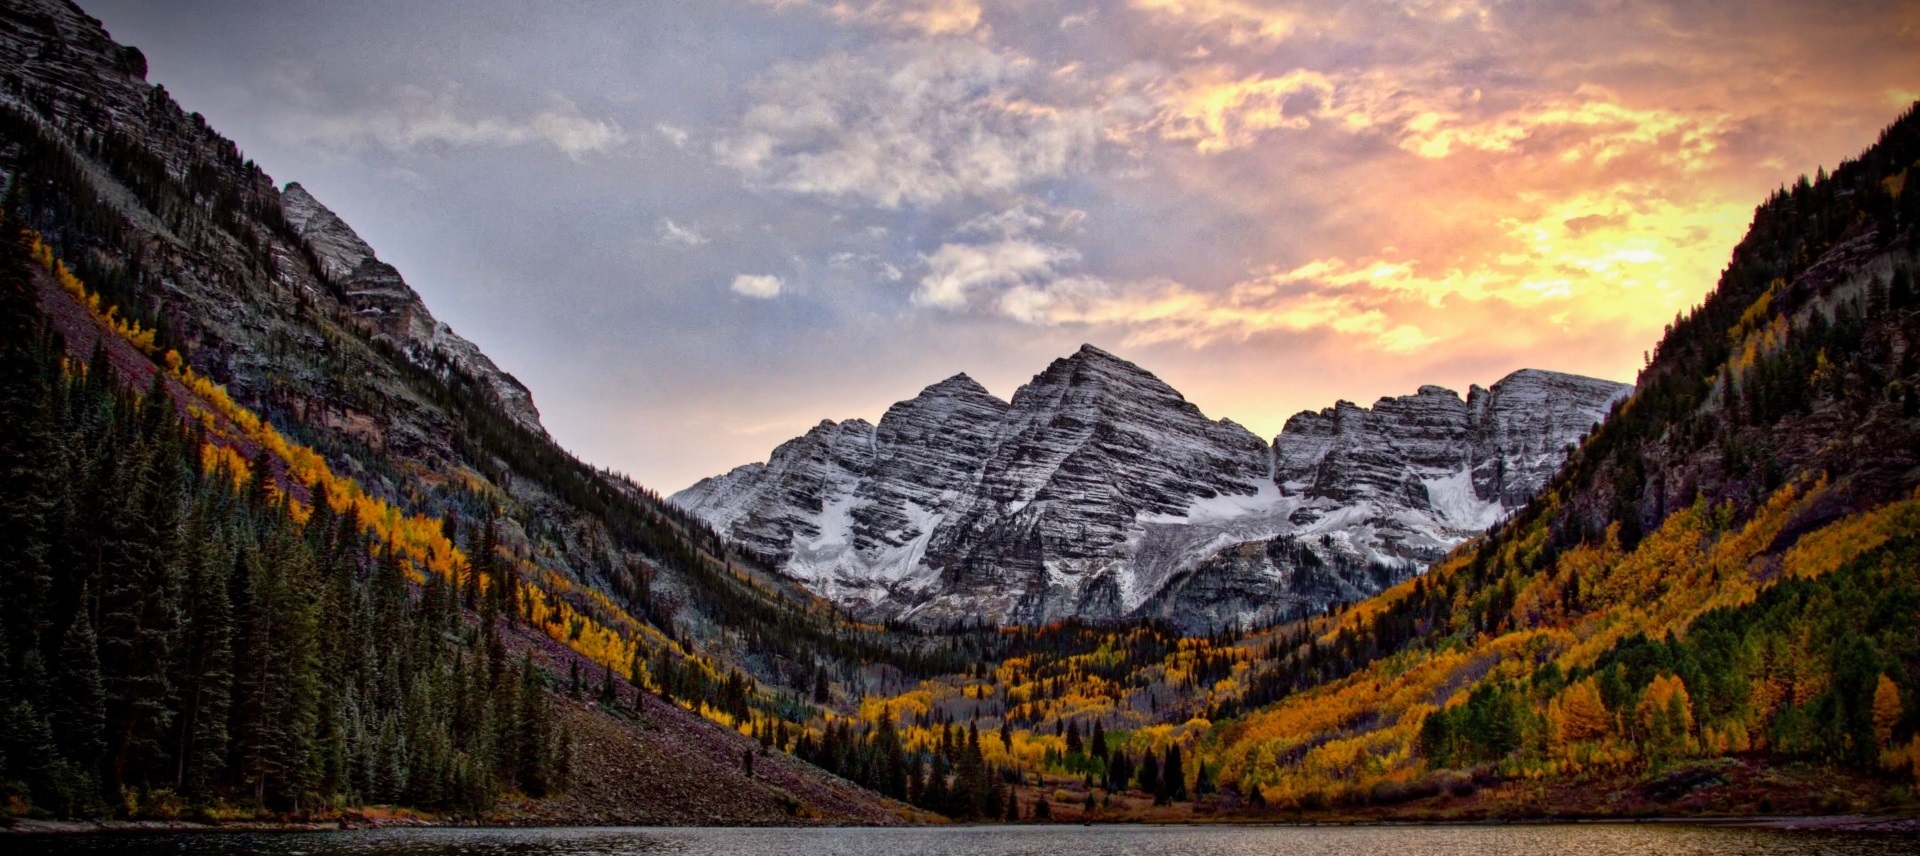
[
  {"x1": 0, "y1": 0, "x2": 929, "y2": 824},
  {"x1": 1138, "y1": 368, "x2": 1630, "y2": 631},
  {"x1": 838, "y1": 104, "x2": 1920, "y2": 823},
  {"x1": 672, "y1": 347, "x2": 1628, "y2": 629},
  {"x1": 278, "y1": 182, "x2": 545, "y2": 436},
  {"x1": 1165, "y1": 101, "x2": 1920, "y2": 815}
]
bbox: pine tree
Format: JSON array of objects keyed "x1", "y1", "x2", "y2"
[
  {"x1": 1163, "y1": 745, "x2": 1187, "y2": 801},
  {"x1": 0, "y1": 216, "x2": 56, "y2": 688},
  {"x1": 514, "y1": 655, "x2": 552, "y2": 797},
  {"x1": 174, "y1": 510, "x2": 233, "y2": 795},
  {"x1": 95, "y1": 412, "x2": 185, "y2": 798},
  {"x1": 876, "y1": 713, "x2": 907, "y2": 799},
  {"x1": 48, "y1": 596, "x2": 105, "y2": 787}
]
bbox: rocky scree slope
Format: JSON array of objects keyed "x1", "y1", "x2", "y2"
[{"x1": 673, "y1": 346, "x2": 1627, "y2": 630}]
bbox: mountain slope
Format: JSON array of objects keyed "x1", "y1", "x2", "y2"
[
  {"x1": 1138, "y1": 369, "x2": 1630, "y2": 632},
  {"x1": 673, "y1": 347, "x2": 1626, "y2": 630},
  {"x1": 833, "y1": 103, "x2": 1920, "y2": 824},
  {"x1": 1189, "y1": 102, "x2": 1920, "y2": 814},
  {"x1": 277, "y1": 182, "x2": 545, "y2": 436},
  {"x1": 0, "y1": 0, "x2": 919, "y2": 824}
]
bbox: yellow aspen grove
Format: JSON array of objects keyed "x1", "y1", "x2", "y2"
[
  {"x1": 1874, "y1": 675, "x2": 1903, "y2": 749},
  {"x1": 1550, "y1": 677, "x2": 1612, "y2": 745},
  {"x1": 1637, "y1": 674, "x2": 1695, "y2": 760}
]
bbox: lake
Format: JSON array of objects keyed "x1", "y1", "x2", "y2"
[{"x1": 7, "y1": 823, "x2": 1919, "y2": 856}]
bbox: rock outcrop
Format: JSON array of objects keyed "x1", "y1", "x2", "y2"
[
  {"x1": 672, "y1": 347, "x2": 1629, "y2": 628},
  {"x1": 280, "y1": 183, "x2": 544, "y2": 435}
]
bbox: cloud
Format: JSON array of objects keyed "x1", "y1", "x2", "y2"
[
  {"x1": 659, "y1": 218, "x2": 710, "y2": 246},
  {"x1": 1128, "y1": 0, "x2": 1306, "y2": 44},
  {"x1": 760, "y1": 0, "x2": 983, "y2": 36},
  {"x1": 1001, "y1": 274, "x2": 1435, "y2": 353},
  {"x1": 655, "y1": 122, "x2": 691, "y2": 148},
  {"x1": 731, "y1": 273, "x2": 786, "y2": 298},
  {"x1": 1147, "y1": 64, "x2": 1732, "y2": 169},
  {"x1": 1386, "y1": 89, "x2": 1730, "y2": 168},
  {"x1": 955, "y1": 200, "x2": 1088, "y2": 238},
  {"x1": 993, "y1": 178, "x2": 1751, "y2": 357},
  {"x1": 1154, "y1": 67, "x2": 1336, "y2": 153},
  {"x1": 828, "y1": 251, "x2": 905, "y2": 281},
  {"x1": 915, "y1": 239, "x2": 1084, "y2": 311},
  {"x1": 715, "y1": 41, "x2": 1102, "y2": 207},
  {"x1": 274, "y1": 86, "x2": 626, "y2": 158}
]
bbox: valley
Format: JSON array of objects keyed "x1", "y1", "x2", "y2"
[{"x1": 2, "y1": 0, "x2": 1919, "y2": 835}]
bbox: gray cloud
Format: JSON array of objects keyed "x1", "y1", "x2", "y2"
[
  {"x1": 659, "y1": 218, "x2": 710, "y2": 246},
  {"x1": 715, "y1": 40, "x2": 1102, "y2": 208},
  {"x1": 271, "y1": 85, "x2": 626, "y2": 158}
]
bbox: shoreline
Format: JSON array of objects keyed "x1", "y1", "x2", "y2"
[{"x1": 7, "y1": 813, "x2": 1918, "y2": 836}]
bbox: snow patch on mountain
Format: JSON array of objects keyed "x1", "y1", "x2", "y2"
[{"x1": 670, "y1": 345, "x2": 1629, "y2": 628}]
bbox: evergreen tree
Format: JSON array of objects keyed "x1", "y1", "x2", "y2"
[
  {"x1": 1162, "y1": 745, "x2": 1187, "y2": 802},
  {"x1": 48, "y1": 598, "x2": 105, "y2": 786},
  {"x1": 0, "y1": 216, "x2": 56, "y2": 689},
  {"x1": 1138, "y1": 751, "x2": 1160, "y2": 800}
]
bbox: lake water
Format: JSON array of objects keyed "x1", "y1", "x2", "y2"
[{"x1": 8, "y1": 823, "x2": 1918, "y2": 856}]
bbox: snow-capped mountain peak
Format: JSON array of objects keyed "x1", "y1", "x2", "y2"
[{"x1": 671, "y1": 346, "x2": 1628, "y2": 629}]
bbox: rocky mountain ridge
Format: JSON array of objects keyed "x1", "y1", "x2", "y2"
[
  {"x1": 279, "y1": 182, "x2": 545, "y2": 435},
  {"x1": 672, "y1": 347, "x2": 1630, "y2": 629}
]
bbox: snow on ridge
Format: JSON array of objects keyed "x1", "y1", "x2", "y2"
[{"x1": 670, "y1": 349, "x2": 1630, "y2": 627}]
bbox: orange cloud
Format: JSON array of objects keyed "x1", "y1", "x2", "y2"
[{"x1": 1154, "y1": 67, "x2": 1336, "y2": 153}]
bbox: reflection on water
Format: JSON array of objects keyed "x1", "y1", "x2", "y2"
[{"x1": 8, "y1": 823, "x2": 1918, "y2": 856}]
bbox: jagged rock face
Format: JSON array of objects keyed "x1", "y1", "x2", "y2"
[
  {"x1": 850, "y1": 374, "x2": 1008, "y2": 558},
  {"x1": 915, "y1": 346, "x2": 1270, "y2": 624},
  {"x1": 1137, "y1": 369, "x2": 1630, "y2": 633},
  {"x1": 1468, "y1": 369, "x2": 1625, "y2": 507},
  {"x1": 673, "y1": 347, "x2": 1629, "y2": 629},
  {"x1": 280, "y1": 183, "x2": 545, "y2": 435},
  {"x1": 673, "y1": 374, "x2": 1016, "y2": 605},
  {"x1": 1274, "y1": 370, "x2": 1629, "y2": 546},
  {"x1": 1138, "y1": 535, "x2": 1414, "y2": 633}
]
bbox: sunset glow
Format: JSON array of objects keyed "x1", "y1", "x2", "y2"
[{"x1": 89, "y1": 0, "x2": 1920, "y2": 489}]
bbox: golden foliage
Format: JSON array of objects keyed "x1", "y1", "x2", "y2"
[
  {"x1": 1874, "y1": 674, "x2": 1903, "y2": 749},
  {"x1": 1548, "y1": 677, "x2": 1612, "y2": 746},
  {"x1": 30, "y1": 236, "x2": 157, "y2": 354}
]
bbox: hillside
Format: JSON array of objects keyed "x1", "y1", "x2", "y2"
[
  {"x1": 835, "y1": 103, "x2": 1920, "y2": 822},
  {"x1": 0, "y1": 0, "x2": 936, "y2": 825},
  {"x1": 1179, "y1": 103, "x2": 1920, "y2": 814}
]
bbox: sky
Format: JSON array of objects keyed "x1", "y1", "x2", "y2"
[{"x1": 83, "y1": 0, "x2": 1920, "y2": 492}]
